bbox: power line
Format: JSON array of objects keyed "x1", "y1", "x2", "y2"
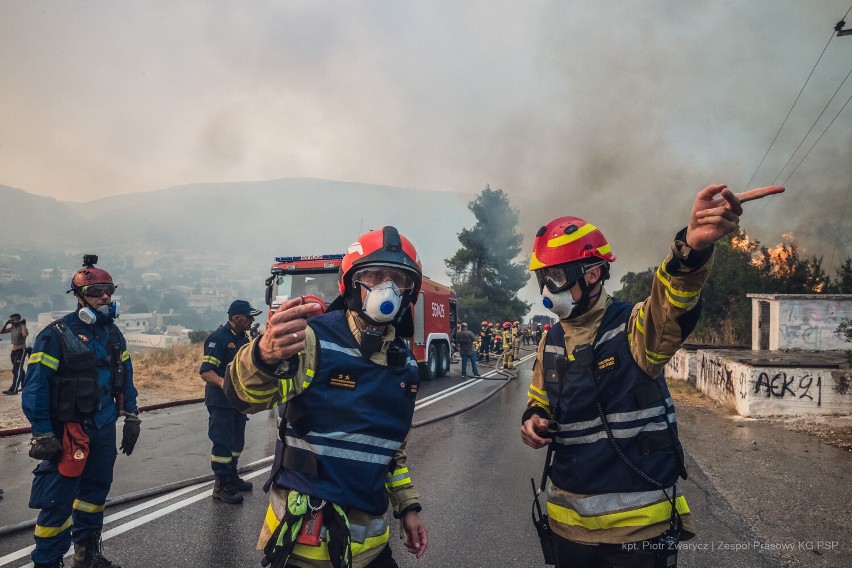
[
  {"x1": 827, "y1": 166, "x2": 852, "y2": 277},
  {"x1": 745, "y1": 4, "x2": 852, "y2": 190},
  {"x1": 771, "y1": 63, "x2": 852, "y2": 184},
  {"x1": 743, "y1": 31, "x2": 837, "y2": 190},
  {"x1": 780, "y1": 90, "x2": 852, "y2": 186}
]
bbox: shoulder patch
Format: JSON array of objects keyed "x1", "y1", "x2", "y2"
[
  {"x1": 330, "y1": 373, "x2": 356, "y2": 390},
  {"x1": 597, "y1": 355, "x2": 617, "y2": 373},
  {"x1": 207, "y1": 342, "x2": 216, "y2": 348},
  {"x1": 227, "y1": 342, "x2": 236, "y2": 349},
  {"x1": 77, "y1": 334, "x2": 90, "y2": 343}
]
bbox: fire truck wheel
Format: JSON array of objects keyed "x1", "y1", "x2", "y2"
[
  {"x1": 424, "y1": 344, "x2": 438, "y2": 381},
  {"x1": 437, "y1": 344, "x2": 450, "y2": 378}
]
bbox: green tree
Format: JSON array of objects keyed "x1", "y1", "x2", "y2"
[
  {"x1": 827, "y1": 258, "x2": 852, "y2": 293},
  {"x1": 446, "y1": 185, "x2": 530, "y2": 329},
  {"x1": 612, "y1": 269, "x2": 655, "y2": 305},
  {"x1": 187, "y1": 329, "x2": 211, "y2": 344},
  {"x1": 613, "y1": 231, "x2": 762, "y2": 344},
  {"x1": 692, "y1": 232, "x2": 764, "y2": 343}
]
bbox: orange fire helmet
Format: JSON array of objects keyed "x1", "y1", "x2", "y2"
[
  {"x1": 338, "y1": 226, "x2": 422, "y2": 300},
  {"x1": 70, "y1": 255, "x2": 114, "y2": 296}
]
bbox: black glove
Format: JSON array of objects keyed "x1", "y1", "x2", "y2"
[
  {"x1": 120, "y1": 413, "x2": 141, "y2": 455},
  {"x1": 29, "y1": 433, "x2": 62, "y2": 461}
]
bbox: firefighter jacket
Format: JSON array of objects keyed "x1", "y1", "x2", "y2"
[
  {"x1": 23, "y1": 311, "x2": 137, "y2": 436},
  {"x1": 525, "y1": 232, "x2": 711, "y2": 545},
  {"x1": 479, "y1": 329, "x2": 491, "y2": 351},
  {"x1": 226, "y1": 309, "x2": 421, "y2": 567},
  {"x1": 200, "y1": 322, "x2": 250, "y2": 408}
]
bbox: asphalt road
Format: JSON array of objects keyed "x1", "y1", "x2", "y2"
[{"x1": 1, "y1": 347, "x2": 849, "y2": 568}]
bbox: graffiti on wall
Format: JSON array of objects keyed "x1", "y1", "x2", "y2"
[
  {"x1": 753, "y1": 371, "x2": 822, "y2": 405},
  {"x1": 697, "y1": 354, "x2": 747, "y2": 401},
  {"x1": 778, "y1": 301, "x2": 851, "y2": 350}
]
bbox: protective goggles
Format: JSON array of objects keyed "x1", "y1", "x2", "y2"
[
  {"x1": 81, "y1": 283, "x2": 116, "y2": 297},
  {"x1": 353, "y1": 267, "x2": 415, "y2": 290},
  {"x1": 534, "y1": 262, "x2": 605, "y2": 294}
]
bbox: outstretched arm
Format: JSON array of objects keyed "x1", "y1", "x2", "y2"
[{"x1": 685, "y1": 184, "x2": 784, "y2": 251}]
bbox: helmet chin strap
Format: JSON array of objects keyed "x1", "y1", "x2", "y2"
[{"x1": 568, "y1": 278, "x2": 600, "y2": 320}]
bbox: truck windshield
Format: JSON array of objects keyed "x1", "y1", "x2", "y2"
[{"x1": 271, "y1": 272, "x2": 340, "y2": 306}]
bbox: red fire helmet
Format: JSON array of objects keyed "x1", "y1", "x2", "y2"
[
  {"x1": 338, "y1": 226, "x2": 422, "y2": 300},
  {"x1": 529, "y1": 216, "x2": 616, "y2": 271}
]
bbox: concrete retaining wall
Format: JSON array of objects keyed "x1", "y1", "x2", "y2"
[
  {"x1": 666, "y1": 349, "x2": 852, "y2": 418},
  {"x1": 749, "y1": 294, "x2": 852, "y2": 351}
]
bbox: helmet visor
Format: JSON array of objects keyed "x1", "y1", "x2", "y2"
[
  {"x1": 535, "y1": 262, "x2": 606, "y2": 294},
  {"x1": 353, "y1": 267, "x2": 415, "y2": 290},
  {"x1": 81, "y1": 283, "x2": 116, "y2": 297}
]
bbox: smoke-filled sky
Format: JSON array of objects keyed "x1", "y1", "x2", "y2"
[{"x1": 2, "y1": 1, "x2": 852, "y2": 304}]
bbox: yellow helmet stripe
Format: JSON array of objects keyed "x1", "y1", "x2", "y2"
[{"x1": 547, "y1": 223, "x2": 597, "y2": 248}]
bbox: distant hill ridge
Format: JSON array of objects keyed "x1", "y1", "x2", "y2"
[{"x1": 1, "y1": 178, "x2": 475, "y2": 281}]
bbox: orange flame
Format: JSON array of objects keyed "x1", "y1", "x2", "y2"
[
  {"x1": 760, "y1": 233, "x2": 796, "y2": 273},
  {"x1": 731, "y1": 231, "x2": 759, "y2": 254}
]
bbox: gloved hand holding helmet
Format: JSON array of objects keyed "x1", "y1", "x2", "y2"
[
  {"x1": 120, "y1": 413, "x2": 142, "y2": 455},
  {"x1": 29, "y1": 433, "x2": 63, "y2": 461}
]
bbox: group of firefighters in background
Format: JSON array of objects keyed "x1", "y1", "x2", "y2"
[{"x1": 467, "y1": 320, "x2": 551, "y2": 370}]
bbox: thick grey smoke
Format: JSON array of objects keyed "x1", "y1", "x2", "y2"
[{"x1": 1, "y1": 0, "x2": 850, "y2": 298}]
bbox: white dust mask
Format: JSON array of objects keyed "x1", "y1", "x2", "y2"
[
  {"x1": 361, "y1": 280, "x2": 403, "y2": 323},
  {"x1": 541, "y1": 288, "x2": 576, "y2": 319}
]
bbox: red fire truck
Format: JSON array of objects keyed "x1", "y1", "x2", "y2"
[{"x1": 264, "y1": 254, "x2": 458, "y2": 380}]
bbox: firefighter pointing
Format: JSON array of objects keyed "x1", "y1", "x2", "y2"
[
  {"x1": 22, "y1": 255, "x2": 140, "y2": 568},
  {"x1": 521, "y1": 184, "x2": 784, "y2": 568},
  {"x1": 226, "y1": 226, "x2": 428, "y2": 568}
]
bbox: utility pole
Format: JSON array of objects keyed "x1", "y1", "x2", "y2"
[{"x1": 836, "y1": 20, "x2": 852, "y2": 37}]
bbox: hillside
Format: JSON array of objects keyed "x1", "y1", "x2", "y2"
[{"x1": 2, "y1": 178, "x2": 476, "y2": 281}]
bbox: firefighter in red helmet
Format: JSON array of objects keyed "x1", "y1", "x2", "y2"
[
  {"x1": 478, "y1": 321, "x2": 492, "y2": 363},
  {"x1": 511, "y1": 321, "x2": 521, "y2": 360},
  {"x1": 521, "y1": 183, "x2": 785, "y2": 568},
  {"x1": 22, "y1": 255, "x2": 139, "y2": 568},
  {"x1": 501, "y1": 322, "x2": 514, "y2": 369},
  {"x1": 226, "y1": 226, "x2": 428, "y2": 567}
]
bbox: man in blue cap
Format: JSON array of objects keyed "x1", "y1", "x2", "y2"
[{"x1": 200, "y1": 299, "x2": 261, "y2": 504}]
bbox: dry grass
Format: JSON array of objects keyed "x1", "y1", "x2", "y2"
[
  {"x1": 666, "y1": 379, "x2": 732, "y2": 413},
  {"x1": 130, "y1": 343, "x2": 206, "y2": 401}
]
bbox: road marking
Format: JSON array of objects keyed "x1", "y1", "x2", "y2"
[
  {"x1": 0, "y1": 353, "x2": 537, "y2": 566},
  {"x1": 0, "y1": 467, "x2": 269, "y2": 567},
  {"x1": 414, "y1": 352, "x2": 535, "y2": 411}
]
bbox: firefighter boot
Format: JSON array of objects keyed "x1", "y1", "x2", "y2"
[
  {"x1": 70, "y1": 533, "x2": 121, "y2": 568},
  {"x1": 213, "y1": 475, "x2": 244, "y2": 504},
  {"x1": 228, "y1": 470, "x2": 253, "y2": 492}
]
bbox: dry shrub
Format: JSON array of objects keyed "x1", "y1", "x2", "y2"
[
  {"x1": 131, "y1": 344, "x2": 206, "y2": 399},
  {"x1": 689, "y1": 315, "x2": 747, "y2": 346}
]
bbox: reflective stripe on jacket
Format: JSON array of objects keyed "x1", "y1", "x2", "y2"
[
  {"x1": 23, "y1": 312, "x2": 136, "y2": 434},
  {"x1": 275, "y1": 310, "x2": 419, "y2": 515},
  {"x1": 541, "y1": 300, "x2": 694, "y2": 543},
  {"x1": 543, "y1": 300, "x2": 685, "y2": 495}
]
